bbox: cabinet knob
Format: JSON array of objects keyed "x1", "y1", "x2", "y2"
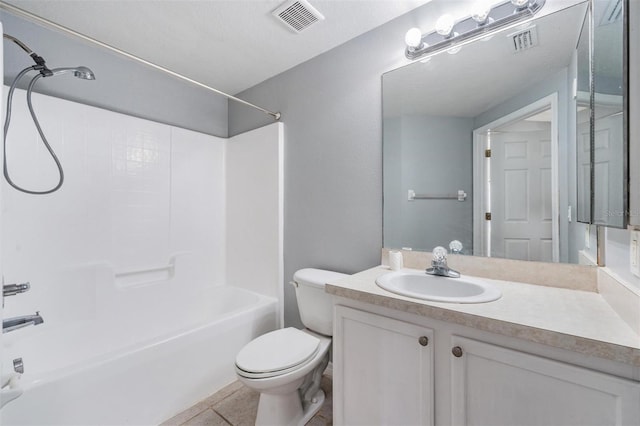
[
  {"x1": 418, "y1": 336, "x2": 429, "y2": 346},
  {"x1": 451, "y1": 346, "x2": 463, "y2": 357}
]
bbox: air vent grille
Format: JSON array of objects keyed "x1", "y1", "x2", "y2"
[
  {"x1": 272, "y1": 0, "x2": 325, "y2": 33},
  {"x1": 508, "y1": 26, "x2": 539, "y2": 53}
]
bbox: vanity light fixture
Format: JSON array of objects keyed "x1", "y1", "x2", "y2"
[
  {"x1": 471, "y1": 4, "x2": 492, "y2": 25},
  {"x1": 510, "y1": 0, "x2": 531, "y2": 8},
  {"x1": 404, "y1": 0, "x2": 545, "y2": 61}
]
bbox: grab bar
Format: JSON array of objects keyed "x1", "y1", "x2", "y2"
[
  {"x1": 408, "y1": 189, "x2": 467, "y2": 201},
  {"x1": 113, "y1": 256, "x2": 180, "y2": 288},
  {"x1": 115, "y1": 263, "x2": 174, "y2": 278}
]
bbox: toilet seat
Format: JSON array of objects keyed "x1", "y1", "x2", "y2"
[{"x1": 235, "y1": 328, "x2": 320, "y2": 379}]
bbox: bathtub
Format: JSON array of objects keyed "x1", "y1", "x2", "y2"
[{"x1": 1, "y1": 285, "x2": 278, "y2": 425}]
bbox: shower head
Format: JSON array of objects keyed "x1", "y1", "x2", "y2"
[{"x1": 50, "y1": 66, "x2": 95, "y2": 80}]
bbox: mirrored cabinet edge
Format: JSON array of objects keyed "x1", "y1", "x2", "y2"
[
  {"x1": 628, "y1": 0, "x2": 640, "y2": 230},
  {"x1": 582, "y1": 0, "x2": 630, "y2": 229}
]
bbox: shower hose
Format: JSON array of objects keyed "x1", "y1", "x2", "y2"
[{"x1": 3, "y1": 66, "x2": 65, "y2": 195}]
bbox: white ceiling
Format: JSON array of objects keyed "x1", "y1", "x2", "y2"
[{"x1": 5, "y1": 0, "x2": 431, "y2": 95}]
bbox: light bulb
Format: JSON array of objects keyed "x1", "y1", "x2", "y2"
[
  {"x1": 435, "y1": 14, "x2": 455, "y2": 37},
  {"x1": 511, "y1": 0, "x2": 529, "y2": 7},
  {"x1": 471, "y1": 4, "x2": 491, "y2": 24},
  {"x1": 405, "y1": 27, "x2": 423, "y2": 48}
]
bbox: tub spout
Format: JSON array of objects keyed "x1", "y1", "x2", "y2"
[{"x1": 3, "y1": 312, "x2": 44, "y2": 333}]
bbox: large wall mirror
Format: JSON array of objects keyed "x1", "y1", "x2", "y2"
[{"x1": 383, "y1": 2, "x2": 590, "y2": 263}]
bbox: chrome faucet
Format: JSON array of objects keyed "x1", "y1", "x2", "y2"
[
  {"x1": 3, "y1": 312, "x2": 44, "y2": 333},
  {"x1": 426, "y1": 246, "x2": 460, "y2": 278}
]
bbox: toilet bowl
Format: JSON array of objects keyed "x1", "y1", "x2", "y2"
[
  {"x1": 234, "y1": 268, "x2": 346, "y2": 426},
  {"x1": 236, "y1": 328, "x2": 331, "y2": 425}
]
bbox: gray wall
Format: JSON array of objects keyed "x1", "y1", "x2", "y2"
[
  {"x1": 383, "y1": 115, "x2": 474, "y2": 253},
  {"x1": 228, "y1": 1, "x2": 463, "y2": 327},
  {"x1": 1, "y1": 12, "x2": 228, "y2": 137}
]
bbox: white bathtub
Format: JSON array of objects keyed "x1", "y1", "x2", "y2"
[{"x1": 1, "y1": 285, "x2": 278, "y2": 425}]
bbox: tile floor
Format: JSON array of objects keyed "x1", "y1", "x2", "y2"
[{"x1": 161, "y1": 374, "x2": 333, "y2": 426}]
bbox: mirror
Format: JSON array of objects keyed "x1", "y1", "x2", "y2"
[
  {"x1": 592, "y1": 0, "x2": 626, "y2": 227},
  {"x1": 576, "y1": 7, "x2": 591, "y2": 223},
  {"x1": 383, "y1": 2, "x2": 589, "y2": 263}
]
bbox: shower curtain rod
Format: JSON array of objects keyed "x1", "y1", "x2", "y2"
[{"x1": 0, "y1": 1, "x2": 281, "y2": 121}]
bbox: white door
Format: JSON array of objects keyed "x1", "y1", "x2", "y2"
[
  {"x1": 450, "y1": 336, "x2": 640, "y2": 426},
  {"x1": 490, "y1": 124, "x2": 553, "y2": 262},
  {"x1": 333, "y1": 306, "x2": 434, "y2": 426}
]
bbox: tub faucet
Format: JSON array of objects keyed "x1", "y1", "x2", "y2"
[
  {"x1": 3, "y1": 312, "x2": 44, "y2": 333},
  {"x1": 426, "y1": 246, "x2": 460, "y2": 278}
]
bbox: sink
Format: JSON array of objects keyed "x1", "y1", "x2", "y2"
[{"x1": 375, "y1": 269, "x2": 502, "y2": 303}]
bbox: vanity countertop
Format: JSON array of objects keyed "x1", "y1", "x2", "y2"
[{"x1": 326, "y1": 266, "x2": 640, "y2": 367}]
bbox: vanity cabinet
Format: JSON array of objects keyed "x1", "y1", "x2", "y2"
[
  {"x1": 450, "y1": 336, "x2": 640, "y2": 426},
  {"x1": 333, "y1": 306, "x2": 434, "y2": 426},
  {"x1": 333, "y1": 305, "x2": 640, "y2": 426}
]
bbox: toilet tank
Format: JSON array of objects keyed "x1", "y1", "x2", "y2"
[{"x1": 292, "y1": 268, "x2": 347, "y2": 336}]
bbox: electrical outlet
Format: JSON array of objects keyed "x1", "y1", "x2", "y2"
[{"x1": 631, "y1": 231, "x2": 640, "y2": 278}]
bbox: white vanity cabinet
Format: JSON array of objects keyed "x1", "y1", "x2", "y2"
[
  {"x1": 333, "y1": 305, "x2": 640, "y2": 426},
  {"x1": 333, "y1": 306, "x2": 434, "y2": 426},
  {"x1": 450, "y1": 336, "x2": 640, "y2": 426}
]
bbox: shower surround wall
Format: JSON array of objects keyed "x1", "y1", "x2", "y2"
[{"x1": 1, "y1": 88, "x2": 283, "y2": 424}]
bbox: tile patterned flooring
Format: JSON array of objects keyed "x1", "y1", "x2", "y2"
[{"x1": 161, "y1": 374, "x2": 333, "y2": 426}]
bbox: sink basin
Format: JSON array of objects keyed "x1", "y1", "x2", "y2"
[{"x1": 375, "y1": 269, "x2": 502, "y2": 303}]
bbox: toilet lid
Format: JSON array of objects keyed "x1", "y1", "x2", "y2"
[{"x1": 235, "y1": 328, "x2": 320, "y2": 374}]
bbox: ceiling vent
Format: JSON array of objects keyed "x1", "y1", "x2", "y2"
[
  {"x1": 508, "y1": 25, "x2": 539, "y2": 53},
  {"x1": 272, "y1": 0, "x2": 325, "y2": 34}
]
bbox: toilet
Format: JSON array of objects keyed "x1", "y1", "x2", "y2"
[{"x1": 235, "y1": 268, "x2": 346, "y2": 426}]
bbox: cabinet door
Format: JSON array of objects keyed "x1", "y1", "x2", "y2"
[
  {"x1": 334, "y1": 306, "x2": 434, "y2": 426},
  {"x1": 450, "y1": 336, "x2": 640, "y2": 426}
]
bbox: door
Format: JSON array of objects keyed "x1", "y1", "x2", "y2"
[
  {"x1": 490, "y1": 123, "x2": 553, "y2": 261},
  {"x1": 473, "y1": 95, "x2": 559, "y2": 261},
  {"x1": 333, "y1": 306, "x2": 434, "y2": 426},
  {"x1": 450, "y1": 336, "x2": 640, "y2": 426}
]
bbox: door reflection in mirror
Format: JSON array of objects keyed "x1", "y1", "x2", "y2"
[{"x1": 473, "y1": 97, "x2": 557, "y2": 262}]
